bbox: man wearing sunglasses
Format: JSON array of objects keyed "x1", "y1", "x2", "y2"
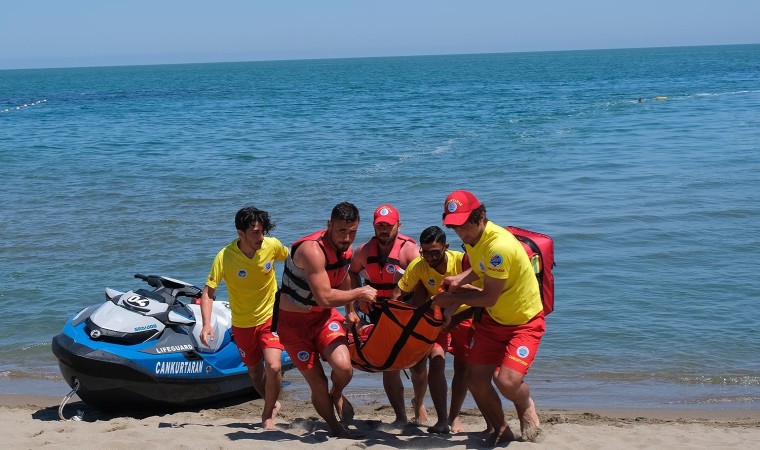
[{"x1": 391, "y1": 225, "x2": 478, "y2": 434}]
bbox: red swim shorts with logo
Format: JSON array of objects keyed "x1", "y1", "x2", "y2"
[
  {"x1": 276, "y1": 308, "x2": 347, "y2": 371},
  {"x1": 231, "y1": 317, "x2": 284, "y2": 367},
  {"x1": 468, "y1": 312, "x2": 545, "y2": 375}
]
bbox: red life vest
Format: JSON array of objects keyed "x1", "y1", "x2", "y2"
[
  {"x1": 279, "y1": 229, "x2": 353, "y2": 307},
  {"x1": 362, "y1": 233, "x2": 416, "y2": 300}
]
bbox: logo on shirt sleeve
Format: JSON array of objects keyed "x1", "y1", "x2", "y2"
[{"x1": 489, "y1": 254, "x2": 503, "y2": 267}]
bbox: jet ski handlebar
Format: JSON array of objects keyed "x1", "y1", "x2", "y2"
[{"x1": 133, "y1": 273, "x2": 202, "y2": 299}]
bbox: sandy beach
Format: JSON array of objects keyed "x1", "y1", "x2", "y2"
[{"x1": 4, "y1": 391, "x2": 759, "y2": 449}]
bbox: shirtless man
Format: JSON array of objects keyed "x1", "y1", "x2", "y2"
[{"x1": 275, "y1": 202, "x2": 377, "y2": 437}]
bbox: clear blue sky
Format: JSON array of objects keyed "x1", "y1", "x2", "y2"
[{"x1": 3, "y1": 0, "x2": 759, "y2": 70}]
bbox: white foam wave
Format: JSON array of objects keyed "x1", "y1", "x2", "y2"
[
  {"x1": 359, "y1": 137, "x2": 459, "y2": 177},
  {"x1": 1, "y1": 99, "x2": 47, "y2": 114}
]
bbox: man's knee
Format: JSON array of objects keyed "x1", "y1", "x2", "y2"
[
  {"x1": 494, "y1": 368, "x2": 524, "y2": 396},
  {"x1": 266, "y1": 360, "x2": 282, "y2": 375}
]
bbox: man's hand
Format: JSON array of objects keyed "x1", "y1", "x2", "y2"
[
  {"x1": 356, "y1": 285, "x2": 377, "y2": 304},
  {"x1": 199, "y1": 324, "x2": 215, "y2": 347},
  {"x1": 433, "y1": 291, "x2": 462, "y2": 309},
  {"x1": 441, "y1": 306, "x2": 455, "y2": 331},
  {"x1": 345, "y1": 310, "x2": 361, "y2": 330}
]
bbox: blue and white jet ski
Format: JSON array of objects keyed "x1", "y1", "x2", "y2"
[{"x1": 51, "y1": 273, "x2": 293, "y2": 410}]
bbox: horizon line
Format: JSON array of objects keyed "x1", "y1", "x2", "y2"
[{"x1": 2, "y1": 42, "x2": 758, "y2": 72}]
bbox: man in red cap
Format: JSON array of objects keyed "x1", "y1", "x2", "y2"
[
  {"x1": 348, "y1": 204, "x2": 429, "y2": 426},
  {"x1": 434, "y1": 190, "x2": 545, "y2": 445}
]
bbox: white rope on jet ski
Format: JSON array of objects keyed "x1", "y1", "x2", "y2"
[{"x1": 58, "y1": 379, "x2": 84, "y2": 421}]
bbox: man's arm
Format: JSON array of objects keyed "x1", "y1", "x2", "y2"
[
  {"x1": 434, "y1": 273, "x2": 505, "y2": 309},
  {"x1": 199, "y1": 285, "x2": 216, "y2": 347},
  {"x1": 296, "y1": 240, "x2": 376, "y2": 308},
  {"x1": 440, "y1": 267, "x2": 478, "y2": 292},
  {"x1": 398, "y1": 241, "x2": 420, "y2": 275},
  {"x1": 347, "y1": 242, "x2": 367, "y2": 289},
  {"x1": 388, "y1": 285, "x2": 408, "y2": 302}
]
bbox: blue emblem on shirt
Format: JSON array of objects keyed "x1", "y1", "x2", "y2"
[{"x1": 490, "y1": 254, "x2": 503, "y2": 267}]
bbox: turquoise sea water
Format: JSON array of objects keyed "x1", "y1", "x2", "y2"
[{"x1": 1, "y1": 45, "x2": 759, "y2": 410}]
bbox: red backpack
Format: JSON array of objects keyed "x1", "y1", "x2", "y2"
[{"x1": 506, "y1": 226, "x2": 555, "y2": 315}]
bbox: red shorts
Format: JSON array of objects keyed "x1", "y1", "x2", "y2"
[
  {"x1": 435, "y1": 318, "x2": 474, "y2": 360},
  {"x1": 231, "y1": 317, "x2": 284, "y2": 367},
  {"x1": 276, "y1": 308, "x2": 347, "y2": 371},
  {"x1": 468, "y1": 312, "x2": 545, "y2": 375}
]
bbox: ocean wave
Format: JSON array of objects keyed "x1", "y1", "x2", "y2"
[
  {"x1": 668, "y1": 395, "x2": 760, "y2": 405},
  {"x1": 0, "y1": 99, "x2": 46, "y2": 114},
  {"x1": 0, "y1": 370, "x2": 61, "y2": 380},
  {"x1": 590, "y1": 372, "x2": 760, "y2": 386}
]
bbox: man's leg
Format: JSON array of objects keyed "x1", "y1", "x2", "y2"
[
  {"x1": 468, "y1": 364, "x2": 514, "y2": 447},
  {"x1": 382, "y1": 370, "x2": 407, "y2": 425},
  {"x1": 323, "y1": 340, "x2": 355, "y2": 424},
  {"x1": 426, "y1": 346, "x2": 449, "y2": 433},
  {"x1": 494, "y1": 366, "x2": 539, "y2": 441},
  {"x1": 299, "y1": 362, "x2": 351, "y2": 437},
  {"x1": 409, "y1": 358, "x2": 428, "y2": 424},
  {"x1": 260, "y1": 347, "x2": 283, "y2": 429},
  {"x1": 447, "y1": 356, "x2": 469, "y2": 433}
]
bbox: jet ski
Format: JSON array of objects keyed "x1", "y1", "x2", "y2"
[{"x1": 51, "y1": 273, "x2": 293, "y2": 410}]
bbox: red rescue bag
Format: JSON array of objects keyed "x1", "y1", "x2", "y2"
[
  {"x1": 506, "y1": 226, "x2": 555, "y2": 315},
  {"x1": 348, "y1": 300, "x2": 444, "y2": 372}
]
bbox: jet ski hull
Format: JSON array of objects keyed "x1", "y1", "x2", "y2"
[{"x1": 52, "y1": 332, "x2": 260, "y2": 409}]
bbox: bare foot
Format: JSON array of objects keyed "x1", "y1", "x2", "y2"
[
  {"x1": 333, "y1": 395, "x2": 355, "y2": 424},
  {"x1": 261, "y1": 401, "x2": 281, "y2": 430},
  {"x1": 411, "y1": 398, "x2": 428, "y2": 425},
  {"x1": 484, "y1": 424, "x2": 515, "y2": 447},
  {"x1": 272, "y1": 400, "x2": 281, "y2": 419},
  {"x1": 519, "y1": 398, "x2": 541, "y2": 442},
  {"x1": 449, "y1": 416, "x2": 464, "y2": 434},
  {"x1": 479, "y1": 425, "x2": 495, "y2": 435},
  {"x1": 427, "y1": 421, "x2": 450, "y2": 434},
  {"x1": 329, "y1": 423, "x2": 354, "y2": 439}
]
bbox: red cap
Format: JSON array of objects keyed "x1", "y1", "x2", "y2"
[
  {"x1": 443, "y1": 190, "x2": 481, "y2": 226},
  {"x1": 373, "y1": 204, "x2": 400, "y2": 225}
]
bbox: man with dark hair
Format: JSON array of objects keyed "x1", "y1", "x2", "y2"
[
  {"x1": 200, "y1": 206, "x2": 289, "y2": 430},
  {"x1": 347, "y1": 204, "x2": 428, "y2": 426},
  {"x1": 434, "y1": 190, "x2": 545, "y2": 446},
  {"x1": 276, "y1": 202, "x2": 377, "y2": 438},
  {"x1": 390, "y1": 225, "x2": 477, "y2": 434}
]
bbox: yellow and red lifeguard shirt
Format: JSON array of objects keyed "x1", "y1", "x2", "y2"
[
  {"x1": 464, "y1": 221, "x2": 542, "y2": 325},
  {"x1": 205, "y1": 237, "x2": 289, "y2": 328},
  {"x1": 398, "y1": 249, "x2": 471, "y2": 315}
]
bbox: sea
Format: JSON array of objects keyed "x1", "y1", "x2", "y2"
[{"x1": 2, "y1": 44, "x2": 759, "y2": 411}]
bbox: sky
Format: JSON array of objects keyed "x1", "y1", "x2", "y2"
[{"x1": 2, "y1": 0, "x2": 760, "y2": 70}]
